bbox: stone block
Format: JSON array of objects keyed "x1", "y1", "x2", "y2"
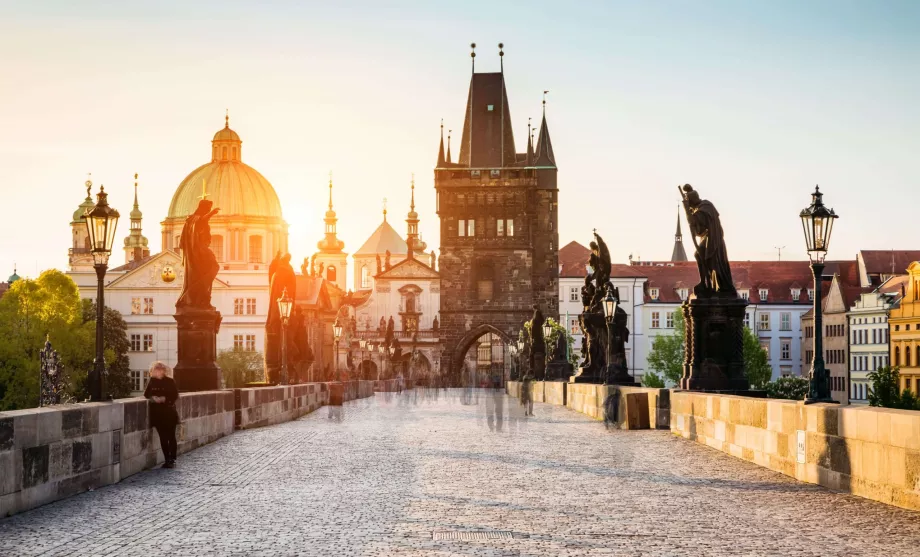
[
  {"x1": 861, "y1": 442, "x2": 883, "y2": 483},
  {"x1": 906, "y1": 450, "x2": 920, "y2": 492},
  {"x1": 828, "y1": 436, "x2": 850, "y2": 475},
  {"x1": 81, "y1": 406, "x2": 100, "y2": 435},
  {"x1": 752, "y1": 400, "x2": 767, "y2": 429},
  {"x1": 876, "y1": 410, "x2": 892, "y2": 446},
  {"x1": 71, "y1": 439, "x2": 92, "y2": 474},
  {"x1": 0, "y1": 491, "x2": 18, "y2": 518},
  {"x1": 91, "y1": 432, "x2": 112, "y2": 469},
  {"x1": 35, "y1": 409, "x2": 62, "y2": 446},
  {"x1": 856, "y1": 409, "x2": 879, "y2": 444},
  {"x1": 886, "y1": 445, "x2": 907, "y2": 488},
  {"x1": 13, "y1": 413, "x2": 38, "y2": 449},
  {"x1": 21, "y1": 481, "x2": 56, "y2": 510},
  {"x1": 806, "y1": 431, "x2": 827, "y2": 467},
  {"x1": 729, "y1": 399, "x2": 741, "y2": 424},
  {"x1": 889, "y1": 412, "x2": 920, "y2": 451},
  {"x1": 56, "y1": 468, "x2": 103, "y2": 499},
  {"x1": 839, "y1": 407, "x2": 858, "y2": 439},
  {"x1": 767, "y1": 402, "x2": 783, "y2": 432},
  {"x1": 48, "y1": 441, "x2": 72, "y2": 480},
  {"x1": 0, "y1": 450, "x2": 17, "y2": 495},
  {"x1": 816, "y1": 407, "x2": 838, "y2": 436},
  {"x1": 21, "y1": 445, "x2": 49, "y2": 489},
  {"x1": 0, "y1": 417, "x2": 13, "y2": 452},
  {"x1": 60, "y1": 408, "x2": 84, "y2": 439},
  {"x1": 781, "y1": 404, "x2": 795, "y2": 433},
  {"x1": 729, "y1": 444, "x2": 743, "y2": 459}
]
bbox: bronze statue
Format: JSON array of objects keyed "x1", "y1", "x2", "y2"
[
  {"x1": 680, "y1": 184, "x2": 735, "y2": 297},
  {"x1": 301, "y1": 257, "x2": 309, "y2": 277},
  {"x1": 176, "y1": 200, "x2": 220, "y2": 311},
  {"x1": 431, "y1": 315, "x2": 439, "y2": 331},
  {"x1": 267, "y1": 253, "x2": 295, "y2": 328},
  {"x1": 317, "y1": 261, "x2": 324, "y2": 277},
  {"x1": 530, "y1": 306, "x2": 546, "y2": 356}
]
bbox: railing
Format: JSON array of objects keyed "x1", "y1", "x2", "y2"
[{"x1": 354, "y1": 330, "x2": 439, "y2": 341}]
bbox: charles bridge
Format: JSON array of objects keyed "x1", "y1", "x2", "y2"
[{"x1": 1, "y1": 380, "x2": 919, "y2": 556}]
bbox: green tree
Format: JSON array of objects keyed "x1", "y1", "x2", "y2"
[
  {"x1": 0, "y1": 270, "x2": 87, "y2": 410},
  {"x1": 218, "y1": 348, "x2": 264, "y2": 388},
  {"x1": 543, "y1": 317, "x2": 577, "y2": 365},
  {"x1": 80, "y1": 299, "x2": 133, "y2": 399},
  {"x1": 641, "y1": 371, "x2": 666, "y2": 388},
  {"x1": 742, "y1": 327, "x2": 772, "y2": 389},
  {"x1": 868, "y1": 366, "x2": 901, "y2": 408},
  {"x1": 765, "y1": 375, "x2": 809, "y2": 400},
  {"x1": 647, "y1": 310, "x2": 685, "y2": 385}
]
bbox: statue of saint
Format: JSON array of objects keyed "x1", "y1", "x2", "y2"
[
  {"x1": 317, "y1": 261, "x2": 324, "y2": 277},
  {"x1": 267, "y1": 253, "x2": 296, "y2": 329},
  {"x1": 680, "y1": 184, "x2": 735, "y2": 297},
  {"x1": 385, "y1": 250, "x2": 392, "y2": 271},
  {"x1": 376, "y1": 254, "x2": 382, "y2": 275},
  {"x1": 431, "y1": 315, "x2": 439, "y2": 331},
  {"x1": 176, "y1": 200, "x2": 220, "y2": 311},
  {"x1": 530, "y1": 306, "x2": 546, "y2": 355},
  {"x1": 300, "y1": 257, "x2": 309, "y2": 277}
]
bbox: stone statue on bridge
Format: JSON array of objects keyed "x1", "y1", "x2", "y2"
[{"x1": 265, "y1": 252, "x2": 296, "y2": 384}]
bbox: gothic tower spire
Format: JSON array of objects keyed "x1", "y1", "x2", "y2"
[
  {"x1": 406, "y1": 173, "x2": 426, "y2": 258},
  {"x1": 317, "y1": 172, "x2": 345, "y2": 254},
  {"x1": 670, "y1": 206, "x2": 688, "y2": 262},
  {"x1": 437, "y1": 119, "x2": 446, "y2": 167},
  {"x1": 123, "y1": 173, "x2": 150, "y2": 264}
]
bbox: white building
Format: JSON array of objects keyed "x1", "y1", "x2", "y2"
[
  {"x1": 627, "y1": 260, "x2": 815, "y2": 384},
  {"x1": 67, "y1": 117, "x2": 286, "y2": 391},
  {"x1": 847, "y1": 277, "x2": 905, "y2": 403}
]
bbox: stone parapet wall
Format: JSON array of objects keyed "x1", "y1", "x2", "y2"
[
  {"x1": 670, "y1": 392, "x2": 920, "y2": 511},
  {"x1": 505, "y1": 381, "x2": 668, "y2": 430},
  {"x1": 1, "y1": 390, "x2": 234, "y2": 518},
  {"x1": 234, "y1": 384, "x2": 328, "y2": 430},
  {"x1": 373, "y1": 379, "x2": 399, "y2": 392}
]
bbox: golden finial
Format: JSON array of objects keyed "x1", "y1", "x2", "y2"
[
  {"x1": 225, "y1": 109, "x2": 229, "y2": 128},
  {"x1": 410, "y1": 173, "x2": 416, "y2": 211},
  {"x1": 543, "y1": 90, "x2": 549, "y2": 115},
  {"x1": 198, "y1": 179, "x2": 209, "y2": 201},
  {"x1": 383, "y1": 197, "x2": 388, "y2": 222},
  {"x1": 133, "y1": 173, "x2": 139, "y2": 207},
  {"x1": 328, "y1": 171, "x2": 333, "y2": 210},
  {"x1": 85, "y1": 172, "x2": 92, "y2": 197}
]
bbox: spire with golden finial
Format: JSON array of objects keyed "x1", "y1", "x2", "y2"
[
  {"x1": 125, "y1": 172, "x2": 149, "y2": 263},
  {"x1": 317, "y1": 171, "x2": 344, "y2": 253},
  {"x1": 225, "y1": 108, "x2": 229, "y2": 128},
  {"x1": 406, "y1": 173, "x2": 425, "y2": 256},
  {"x1": 383, "y1": 197, "x2": 388, "y2": 222},
  {"x1": 446, "y1": 129, "x2": 452, "y2": 164}
]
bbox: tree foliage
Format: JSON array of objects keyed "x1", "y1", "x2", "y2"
[
  {"x1": 647, "y1": 310, "x2": 685, "y2": 386},
  {"x1": 765, "y1": 376, "x2": 809, "y2": 400},
  {"x1": 868, "y1": 366, "x2": 920, "y2": 410},
  {"x1": 742, "y1": 326, "x2": 772, "y2": 389},
  {"x1": 218, "y1": 348, "x2": 265, "y2": 388},
  {"x1": 0, "y1": 270, "x2": 133, "y2": 410},
  {"x1": 543, "y1": 317, "x2": 577, "y2": 365},
  {"x1": 641, "y1": 370, "x2": 666, "y2": 388}
]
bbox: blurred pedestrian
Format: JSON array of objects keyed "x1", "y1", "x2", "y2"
[{"x1": 144, "y1": 361, "x2": 180, "y2": 468}]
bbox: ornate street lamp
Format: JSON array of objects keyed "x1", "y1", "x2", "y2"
[
  {"x1": 84, "y1": 185, "x2": 119, "y2": 402},
  {"x1": 800, "y1": 186, "x2": 839, "y2": 404},
  {"x1": 359, "y1": 339, "x2": 367, "y2": 379},
  {"x1": 277, "y1": 288, "x2": 293, "y2": 385},
  {"x1": 333, "y1": 321, "x2": 343, "y2": 383},
  {"x1": 602, "y1": 289, "x2": 618, "y2": 385}
]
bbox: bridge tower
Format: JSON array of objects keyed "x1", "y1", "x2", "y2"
[{"x1": 435, "y1": 44, "x2": 559, "y2": 384}]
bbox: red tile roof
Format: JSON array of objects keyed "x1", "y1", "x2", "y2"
[
  {"x1": 860, "y1": 250, "x2": 920, "y2": 282},
  {"x1": 559, "y1": 241, "x2": 591, "y2": 278},
  {"x1": 622, "y1": 261, "x2": 818, "y2": 304}
]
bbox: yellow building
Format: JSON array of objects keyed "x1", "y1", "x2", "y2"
[{"x1": 889, "y1": 261, "x2": 920, "y2": 394}]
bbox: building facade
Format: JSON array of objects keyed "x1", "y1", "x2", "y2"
[
  {"x1": 889, "y1": 262, "x2": 920, "y2": 395},
  {"x1": 67, "y1": 118, "x2": 289, "y2": 391},
  {"x1": 847, "y1": 281, "x2": 901, "y2": 403},
  {"x1": 436, "y1": 52, "x2": 558, "y2": 383}
]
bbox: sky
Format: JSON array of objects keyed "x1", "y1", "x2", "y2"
[{"x1": 1, "y1": 1, "x2": 918, "y2": 288}]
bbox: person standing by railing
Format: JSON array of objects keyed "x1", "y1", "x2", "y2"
[{"x1": 144, "y1": 361, "x2": 180, "y2": 468}]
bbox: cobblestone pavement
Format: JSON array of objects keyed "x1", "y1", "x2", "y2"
[{"x1": 2, "y1": 389, "x2": 919, "y2": 556}]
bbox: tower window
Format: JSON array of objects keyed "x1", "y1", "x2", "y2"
[
  {"x1": 327, "y1": 265, "x2": 336, "y2": 282},
  {"x1": 458, "y1": 219, "x2": 466, "y2": 237},
  {"x1": 211, "y1": 235, "x2": 224, "y2": 262},
  {"x1": 361, "y1": 265, "x2": 370, "y2": 288},
  {"x1": 475, "y1": 261, "x2": 495, "y2": 301},
  {"x1": 222, "y1": 146, "x2": 228, "y2": 160},
  {"x1": 487, "y1": 104, "x2": 494, "y2": 111}
]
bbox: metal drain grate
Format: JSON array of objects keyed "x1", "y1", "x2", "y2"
[{"x1": 432, "y1": 531, "x2": 514, "y2": 541}]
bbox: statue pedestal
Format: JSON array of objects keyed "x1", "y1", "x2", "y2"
[
  {"x1": 570, "y1": 366, "x2": 603, "y2": 384},
  {"x1": 173, "y1": 308, "x2": 222, "y2": 392},
  {"x1": 680, "y1": 296, "x2": 749, "y2": 391},
  {"x1": 546, "y1": 361, "x2": 574, "y2": 381},
  {"x1": 532, "y1": 352, "x2": 546, "y2": 380},
  {"x1": 264, "y1": 329, "x2": 281, "y2": 384},
  {"x1": 605, "y1": 363, "x2": 640, "y2": 386}
]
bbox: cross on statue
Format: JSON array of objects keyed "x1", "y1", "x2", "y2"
[{"x1": 198, "y1": 179, "x2": 209, "y2": 201}]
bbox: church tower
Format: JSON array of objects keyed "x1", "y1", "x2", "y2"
[
  {"x1": 312, "y1": 174, "x2": 347, "y2": 290},
  {"x1": 670, "y1": 208, "x2": 688, "y2": 262},
  {"x1": 123, "y1": 173, "x2": 150, "y2": 265},
  {"x1": 69, "y1": 176, "x2": 97, "y2": 272},
  {"x1": 435, "y1": 44, "x2": 559, "y2": 382},
  {"x1": 405, "y1": 174, "x2": 427, "y2": 258}
]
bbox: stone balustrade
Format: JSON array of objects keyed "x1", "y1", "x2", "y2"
[
  {"x1": 670, "y1": 391, "x2": 920, "y2": 511},
  {"x1": 0, "y1": 378, "x2": 387, "y2": 518},
  {"x1": 506, "y1": 381, "x2": 669, "y2": 430}
]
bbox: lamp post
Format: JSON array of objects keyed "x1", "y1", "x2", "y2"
[
  {"x1": 800, "y1": 185, "x2": 839, "y2": 404},
  {"x1": 277, "y1": 288, "x2": 293, "y2": 385},
  {"x1": 333, "y1": 321, "x2": 343, "y2": 383},
  {"x1": 602, "y1": 289, "x2": 618, "y2": 385},
  {"x1": 388, "y1": 343, "x2": 397, "y2": 378},
  {"x1": 84, "y1": 185, "x2": 119, "y2": 402}
]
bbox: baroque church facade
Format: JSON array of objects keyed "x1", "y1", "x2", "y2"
[{"x1": 67, "y1": 118, "x2": 290, "y2": 391}]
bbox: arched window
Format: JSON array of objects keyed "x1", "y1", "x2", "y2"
[
  {"x1": 232, "y1": 146, "x2": 238, "y2": 160},
  {"x1": 895, "y1": 346, "x2": 901, "y2": 366},
  {"x1": 248, "y1": 235, "x2": 263, "y2": 263},
  {"x1": 326, "y1": 265, "x2": 336, "y2": 282},
  {"x1": 361, "y1": 265, "x2": 370, "y2": 288}
]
